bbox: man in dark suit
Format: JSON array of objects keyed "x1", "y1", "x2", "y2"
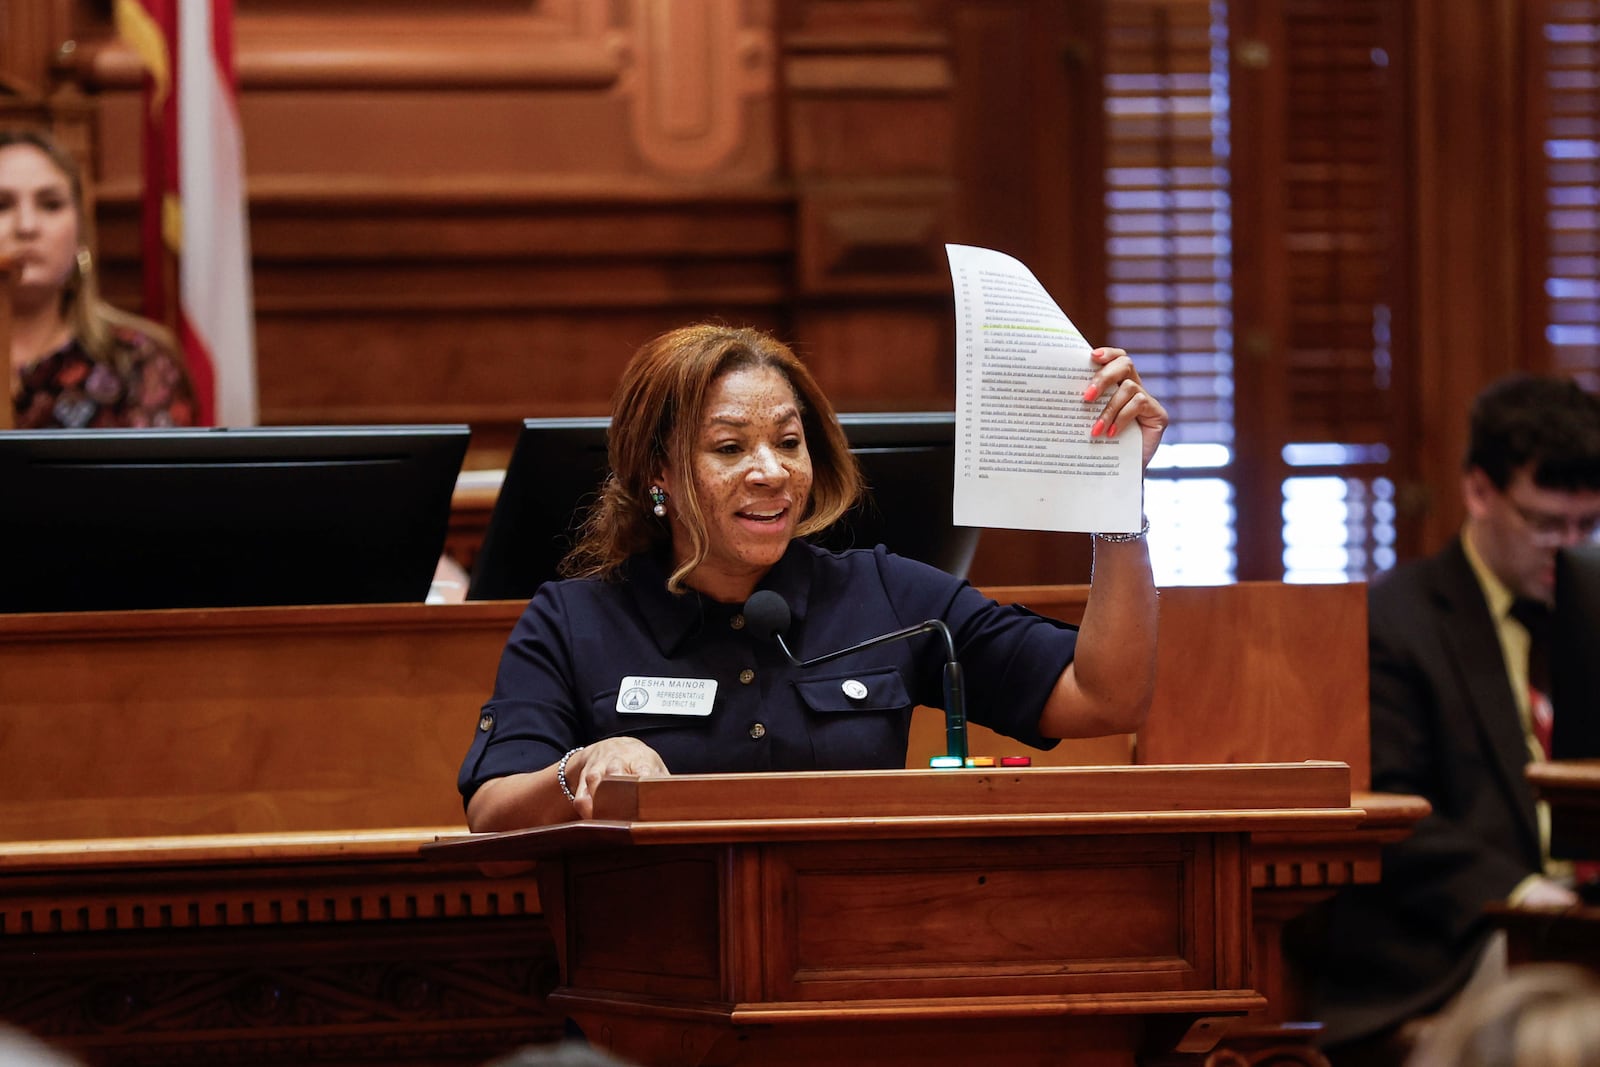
[{"x1": 1306, "y1": 374, "x2": 1600, "y2": 1066}]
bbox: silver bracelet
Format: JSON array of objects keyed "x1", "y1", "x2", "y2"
[
  {"x1": 1093, "y1": 515, "x2": 1151, "y2": 543},
  {"x1": 556, "y1": 746, "x2": 585, "y2": 803}
]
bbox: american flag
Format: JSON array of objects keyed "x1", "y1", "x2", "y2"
[{"x1": 116, "y1": 0, "x2": 257, "y2": 426}]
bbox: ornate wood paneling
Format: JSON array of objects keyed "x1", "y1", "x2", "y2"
[
  {"x1": 89, "y1": 185, "x2": 797, "y2": 463},
  {"x1": 5, "y1": 1, "x2": 1104, "y2": 579},
  {"x1": 3, "y1": 0, "x2": 1570, "y2": 582},
  {"x1": 0, "y1": 836, "x2": 561, "y2": 1067},
  {"x1": 41, "y1": 2, "x2": 794, "y2": 467},
  {"x1": 778, "y1": 0, "x2": 961, "y2": 439}
]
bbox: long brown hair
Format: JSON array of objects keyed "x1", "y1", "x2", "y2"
[
  {"x1": 1, "y1": 127, "x2": 177, "y2": 367},
  {"x1": 562, "y1": 324, "x2": 863, "y2": 591}
]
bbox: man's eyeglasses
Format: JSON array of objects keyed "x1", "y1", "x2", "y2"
[{"x1": 1503, "y1": 497, "x2": 1600, "y2": 547}]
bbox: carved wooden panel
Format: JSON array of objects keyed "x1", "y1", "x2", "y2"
[
  {"x1": 766, "y1": 835, "x2": 1211, "y2": 998},
  {"x1": 0, "y1": 860, "x2": 537, "y2": 938},
  {"x1": 0, "y1": 832, "x2": 560, "y2": 1067},
  {"x1": 797, "y1": 181, "x2": 955, "y2": 296},
  {"x1": 623, "y1": 0, "x2": 776, "y2": 174},
  {"x1": 30, "y1": 2, "x2": 783, "y2": 469},
  {"x1": 2, "y1": 918, "x2": 562, "y2": 1066},
  {"x1": 781, "y1": 0, "x2": 957, "y2": 302}
]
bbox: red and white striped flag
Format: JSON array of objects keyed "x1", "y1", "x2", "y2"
[{"x1": 116, "y1": 0, "x2": 258, "y2": 426}]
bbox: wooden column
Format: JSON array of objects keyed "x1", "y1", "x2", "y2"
[{"x1": 1406, "y1": 0, "x2": 1530, "y2": 549}]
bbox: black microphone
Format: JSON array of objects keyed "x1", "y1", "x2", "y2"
[{"x1": 743, "y1": 590, "x2": 968, "y2": 763}]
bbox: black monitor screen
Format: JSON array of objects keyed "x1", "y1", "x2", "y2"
[
  {"x1": 1551, "y1": 543, "x2": 1600, "y2": 861},
  {"x1": 0, "y1": 424, "x2": 470, "y2": 613},
  {"x1": 466, "y1": 412, "x2": 978, "y2": 601},
  {"x1": 1553, "y1": 543, "x2": 1600, "y2": 760}
]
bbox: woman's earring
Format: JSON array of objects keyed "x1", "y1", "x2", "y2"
[
  {"x1": 648, "y1": 485, "x2": 668, "y2": 518},
  {"x1": 75, "y1": 247, "x2": 93, "y2": 279}
]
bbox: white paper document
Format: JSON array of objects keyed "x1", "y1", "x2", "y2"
[{"x1": 946, "y1": 243, "x2": 1143, "y2": 534}]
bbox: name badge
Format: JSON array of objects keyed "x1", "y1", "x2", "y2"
[{"x1": 616, "y1": 675, "x2": 718, "y2": 716}]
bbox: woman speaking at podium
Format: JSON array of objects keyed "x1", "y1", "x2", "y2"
[
  {"x1": 3, "y1": 127, "x2": 195, "y2": 429},
  {"x1": 459, "y1": 323, "x2": 1167, "y2": 830}
]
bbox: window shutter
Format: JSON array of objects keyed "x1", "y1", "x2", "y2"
[
  {"x1": 1098, "y1": 0, "x2": 1407, "y2": 582},
  {"x1": 1102, "y1": 0, "x2": 1237, "y2": 583},
  {"x1": 1534, "y1": 0, "x2": 1600, "y2": 388},
  {"x1": 1233, "y1": 0, "x2": 1407, "y2": 581}
]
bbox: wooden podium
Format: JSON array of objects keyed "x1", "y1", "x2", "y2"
[
  {"x1": 425, "y1": 762, "x2": 1362, "y2": 1067},
  {"x1": 0, "y1": 584, "x2": 1406, "y2": 1065}
]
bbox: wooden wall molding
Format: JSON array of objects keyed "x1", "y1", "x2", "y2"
[
  {"x1": 96, "y1": 188, "x2": 796, "y2": 312},
  {"x1": 0, "y1": 1, "x2": 71, "y2": 97},
  {"x1": 0, "y1": 843, "x2": 531, "y2": 938},
  {"x1": 621, "y1": 0, "x2": 775, "y2": 174},
  {"x1": 784, "y1": 53, "x2": 953, "y2": 94},
  {"x1": 797, "y1": 178, "x2": 955, "y2": 296},
  {"x1": 781, "y1": 2, "x2": 956, "y2": 301},
  {"x1": 84, "y1": 185, "x2": 796, "y2": 442},
  {"x1": 67, "y1": 38, "x2": 622, "y2": 94},
  {"x1": 60, "y1": 3, "x2": 624, "y2": 92}
]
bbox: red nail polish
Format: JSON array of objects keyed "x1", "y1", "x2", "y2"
[
  {"x1": 1084, "y1": 385, "x2": 1098, "y2": 402},
  {"x1": 1091, "y1": 419, "x2": 1104, "y2": 437}
]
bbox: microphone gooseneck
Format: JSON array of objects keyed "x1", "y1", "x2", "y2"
[{"x1": 740, "y1": 591, "x2": 968, "y2": 762}]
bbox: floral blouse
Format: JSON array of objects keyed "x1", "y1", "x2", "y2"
[{"x1": 13, "y1": 326, "x2": 197, "y2": 429}]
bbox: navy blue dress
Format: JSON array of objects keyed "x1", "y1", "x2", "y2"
[{"x1": 459, "y1": 540, "x2": 1077, "y2": 803}]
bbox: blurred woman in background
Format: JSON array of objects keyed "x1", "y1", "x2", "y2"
[{"x1": 2, "y1": 127, "x2": 194, "y2": 428}]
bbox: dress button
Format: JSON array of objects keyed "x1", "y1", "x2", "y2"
[
  {"x1": 730, "y1": 614, "x2": 746, "y2": 630},
  {"x1": 477, "y1": 713, "x2": 493, "y2": 732},
  {"x1": 739, "y1": 668, "x2": 755, "y2": 684},
  {"x1": 749, "y1": 723, "x2": 767, "y2": 739},
  {"x1": 841, "y1": 679, "x2": 868, "y2": 701}
]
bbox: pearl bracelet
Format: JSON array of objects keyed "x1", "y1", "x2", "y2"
[
  {"x1": 1093, "y1": 515, "x2": 1151, "y2": 543},
  {"x1": 557, "y1": 746, "x2": 585, "y2": 803}
]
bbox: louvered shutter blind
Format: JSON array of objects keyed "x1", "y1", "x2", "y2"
[
  {"x1": 1267, "y1": 0, "x2": 1405, "y2": 581},
  {"x1": 1102, "y1": 0, "x2": 1237, "y2": 583},
  {"x1": 1278, "y1": 1, "x2": 1399, "y2": 448},
  {"x1": 1538, "y1": 0, "x2": 1600, "y2": 388},
  {"x1": 1098, "y1": 0, "x2": 1406, "y2": 582}
]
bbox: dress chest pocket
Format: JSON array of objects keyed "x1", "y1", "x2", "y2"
[{"x1": 793, "y1": 666, "x2": 912, "y2": 715}]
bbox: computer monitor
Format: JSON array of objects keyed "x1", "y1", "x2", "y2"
[
  {"x1": 819, "y1": 411, "x2": 980, "y2": 575},
  {"x1": 1552, "y1": 543, "x2": 1600, "y2": 760},
  {"x1": 0, "y1": 424, "x2": 470, "y2": 613},
  {"x1": 1550, "y1": 543, "x2": 1600, "y2": 861},
  {"x1": 466, "y1": 412, "x2": 978, "y2": 601}
]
